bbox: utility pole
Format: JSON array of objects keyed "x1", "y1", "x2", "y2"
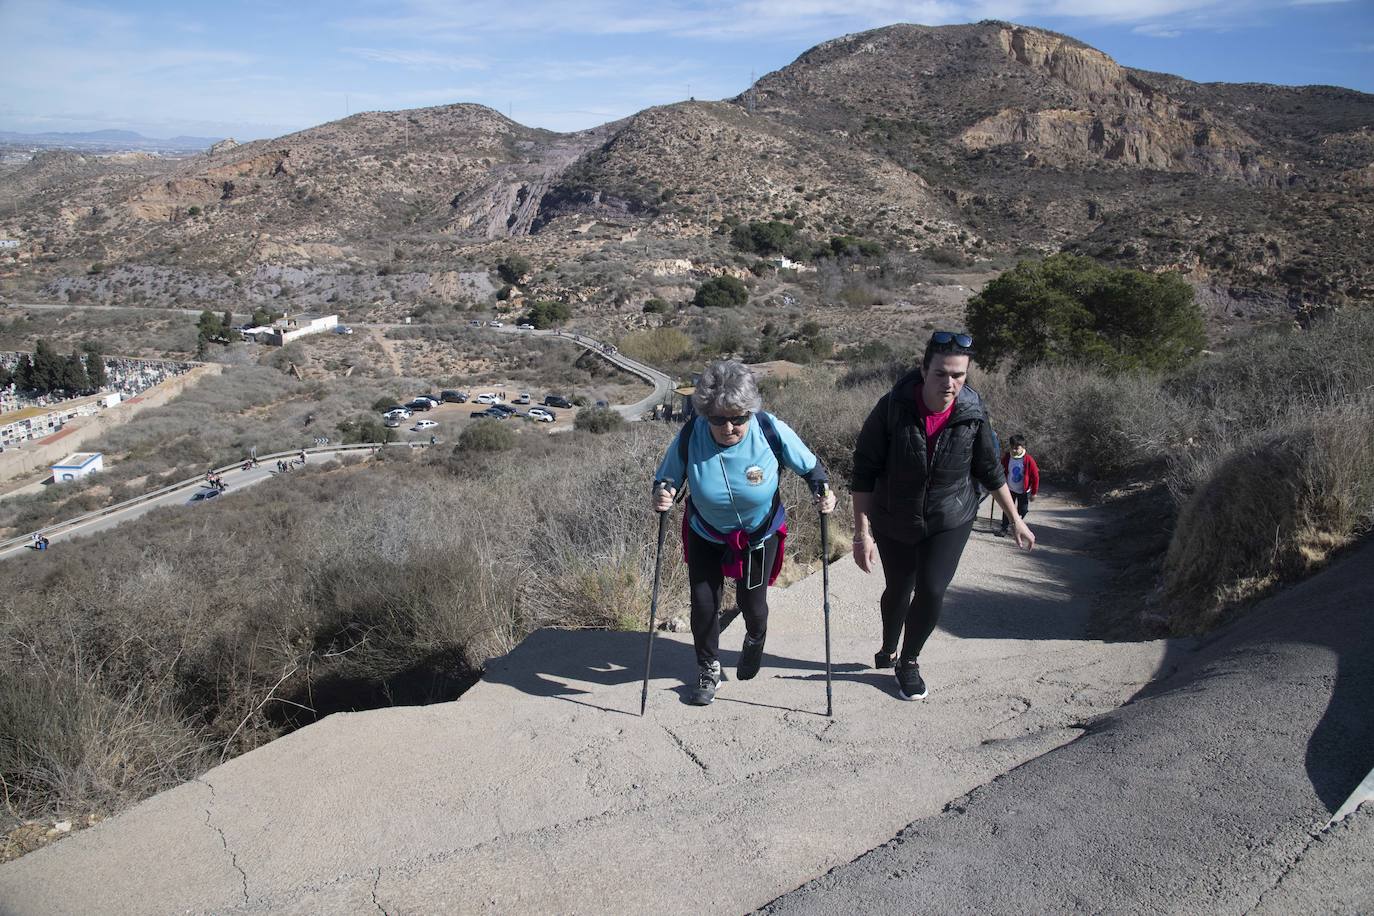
[{"x1": 747, "y1": 70, "x2": 756, "y2": 114}]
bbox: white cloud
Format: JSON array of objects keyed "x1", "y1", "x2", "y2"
[
  {"x1": 1133, "y1": 22, "x2": 1183, "y2": 37},
  {"x1": 343, "y1": 47, "x2": 489, "y2": 70}
]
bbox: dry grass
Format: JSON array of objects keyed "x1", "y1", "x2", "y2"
[{"x1": 1162, "y1": 394, "x2": 1374, "y2": 632}]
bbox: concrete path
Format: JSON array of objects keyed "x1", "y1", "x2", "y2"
[
  {"x1": 760, "y1": 538, "x2": 1374, "y2": 915},
  {"x1": 0, "y1": 496, "x2": 1171, "y2": 914}
]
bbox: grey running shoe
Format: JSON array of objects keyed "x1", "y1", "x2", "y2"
[
  {"x1": 737, "y1": 635, "x2": 765, "y2": 681},
  {"x1": 896, "y1": 659, "x2": 928, "y2": 700},
  {"x1": 691, "y1": 661, "x2": 722, "y2": 706}
]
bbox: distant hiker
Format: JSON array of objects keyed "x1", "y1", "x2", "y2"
[
  {"x1": 850, "y1": 331, "x2": 1034, "y2": 701},
  {"x1": 298, "y1": 449, "x2": 307, "y2": 464},
  {"x1": 652, "y1": 359, "x2": 834, "y2": 706},
  {"x1": 997, "y1": 435, "x2": 1040, "y2": 538}
]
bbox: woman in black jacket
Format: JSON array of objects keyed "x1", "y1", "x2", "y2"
[{"x1": 850, "y1": 332, "x2": 1034, "y2": 700}]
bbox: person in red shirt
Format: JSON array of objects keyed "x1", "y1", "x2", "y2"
[{"x1": 998, "y1": 435, "x2": 1040, "y2": 537}]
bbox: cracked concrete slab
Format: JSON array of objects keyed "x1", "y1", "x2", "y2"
[{"x1": 0, "y1": 496, "x2": 1171, "y2": 914}]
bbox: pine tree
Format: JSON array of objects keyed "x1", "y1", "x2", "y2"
[
  {"x1": 32, "y1": 340, "x2": 61, "y2": 392},
  {"x1": 63, "y1": 351, "x2": 89, "y2": 393},
  {"x1": 84, "y1": 348, "x2": 107, "y2": 389},
  {"x1": 15, "y1": 354, "x2": 33, "y2": 390}
]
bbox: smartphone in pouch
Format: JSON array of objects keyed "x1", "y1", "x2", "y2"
[{"x1": 744, "y1": 541, "x2": 766, "y2": 590}]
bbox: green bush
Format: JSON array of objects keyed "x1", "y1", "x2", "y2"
[
  {"x1": 642, "y1": 298, "x2": 669, "y2": 314},
  {"x1": 496, "y1": 255, "x2": 531, "y2": 285},
  {"x1": 574, "y1": 407, "x2": 625, "y2": 434},
  {"x1": 730, "y1": 220, "x2": 798, "y2": 256},
  {"x1": 694, "y1": 276, "x2": 749, "y2": 309},
  {"x1": 966, "y1": 254, "x2": 1205, "y2": 374},
  {"x1": 521, "y1": 300, "x2": 572, "y2": 329},
  {"x1": 458, "y1": 420, "x2": 516, "y2": 452},
  {"x1": 371, "y1": 396, "x2": 398, "y2": 411}
]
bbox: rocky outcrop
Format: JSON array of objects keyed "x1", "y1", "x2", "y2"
[
  {"x1": 996, "y1": 25, "x2": 1127, "y2": 95},
  {"x1": 126, "y1": 150, "x2": 294, "y2": 220}
]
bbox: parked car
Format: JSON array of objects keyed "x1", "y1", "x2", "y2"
[
  {"x1": 595, "y1": 400, "x2": 610, "y2": 408},
  {"x1": 489, "y1": 403, "x2": 518, "y2": 416},
  {"x1": 384, "y1": 407, "x2": 412, "y2": 419},
  {"x1": 472, "y1": 407, "x2": 509, "y2": 420},
  {"x1": 415, "y1": 395, "x2": 441, "y2": 407},
  {"x1": 489, "y1": 320, "x2": 504, "y2": 328},
  {"x1": 384, "y1": 418, "x2": 402, "y2": 428},
  {"x1": 475, "y1": 393, "x2": 498, "y2": 405},
  {"x1": 515, "y1": 392, "x2": 531, "y2": 405},
  {"x1": 413, "y1": 419, "x2": 438, "y2": 431},
  {"x1": 543, "y1": 395, "x2": 573, "y2": 409},
  {"x1": 333, "y1": 325, "x2": 353, "y2": 335},
  {"x1": 468, "y1": 319, "x2": 484, "y2": 327},
  {"x1": 188, "y1": 489, "x2": 221, "y2": 504},
  {"x1": 406, "y1": 399, "x2": 434, "y2": 411},
  {"x1": 527, "y1": 407, "x2": 555, "y2": 422},
  {"x1": 441, "y1": 390, "x2": 468, "y2": 403},
  {"x1": 517, "y1": 323, "x2": 534, "y2": 331}
]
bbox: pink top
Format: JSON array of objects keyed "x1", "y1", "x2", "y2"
[{"x1": 918, "y1": 396, "x2": 955, "y2": 460}]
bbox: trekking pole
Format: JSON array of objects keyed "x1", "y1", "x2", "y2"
[
  {"x1": 641, "y1": 482, "x2": 671, "y2": 716},
  {"x1": 816, "y1": 482, "x2": 834, "y2": 718}
]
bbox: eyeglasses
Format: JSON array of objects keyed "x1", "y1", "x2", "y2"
[
  {"x1": 706, "y1": 413, "x2": 752, "y2": 427},
  {"x1": 930, "y1": 331, "x2": 974, "y2": 348}
]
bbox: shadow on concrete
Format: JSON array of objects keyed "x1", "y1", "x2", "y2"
[
  {"x1": 482, "y1": 627, "x2": 866, "y2": 716},
  {"x1": 1129, "y1": 536, "x2": 1374, "y2": 813}
]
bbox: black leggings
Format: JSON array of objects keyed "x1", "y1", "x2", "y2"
[
  {"x1": 1001, "y1": 490, "x2": 1029, "y2": 529},
  {"x1": 874, "y1": 520, "x2": 974, "y2": 662},
  {"x1": 687, "y1": 527, "x2": 779, "y2": 667}
]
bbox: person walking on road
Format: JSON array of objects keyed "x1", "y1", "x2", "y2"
[
  {"x1": 997, "y1": 435, "x2": 1040, "y2": 538},
  {"x1": 850, "y1": 331, "x2": 1035, "y2": 701},
  {"x1": 653, "y1": 360, "x2": 835, "y2": 706}
]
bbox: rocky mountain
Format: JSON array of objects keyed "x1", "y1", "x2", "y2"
[{"x1": 1, "y1": 21, "x2": 1370, "y2": 319}]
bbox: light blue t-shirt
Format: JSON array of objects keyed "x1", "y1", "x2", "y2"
[{"x1": 655, "y1": 414, "x2": 818, "y2": 540}]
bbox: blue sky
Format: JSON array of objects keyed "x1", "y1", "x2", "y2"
[{"x1": 0, "y1": 0, "x2": 1370, "y2": 140}]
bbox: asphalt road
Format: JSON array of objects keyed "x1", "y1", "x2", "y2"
[{"x1": 0, "y1": 448, "x2": 376, "y2": 561}]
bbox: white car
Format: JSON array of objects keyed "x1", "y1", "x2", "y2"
[
  {"x1": 475, "y1": 393, "x2": 498, "y2": 405},
  {"x1": 527, "y1": 407, "x2": 555, "y2": 423},
  {"x1": 515, "y1": 392, "x2": 531, "y2": 404},
  {"x1": 385, "y1": 407, "x2": 413, "y2": 419},
  {"x1": 517, "y1": 323, "x2": 534, "y2": 331},
  {"x1": 412, "y1": 419, "x2": 438, "y2": 431},
  {"x1": 489, "y1": 320, "x2": 505, "y2": 328}
]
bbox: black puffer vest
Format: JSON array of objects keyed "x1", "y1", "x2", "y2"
[{"x1": 850, "y1": 369, "x2": 1005, "y2": 545}]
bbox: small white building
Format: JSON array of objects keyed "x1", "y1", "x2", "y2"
[
  {"x1": 272, "y1": 314, "x2": 338, "y2": 346},
  {"x1": 52, "y1": 452, "x2": 103, "y2": 482}
]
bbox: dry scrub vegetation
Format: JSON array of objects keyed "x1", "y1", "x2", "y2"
[{"x1": 0, "y1": 427, "x2": 686, "y2": 833}]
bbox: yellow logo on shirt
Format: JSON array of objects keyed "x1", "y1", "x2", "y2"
[{"x1": 745, "y1": 466, "x2": 765, "y2": 485}]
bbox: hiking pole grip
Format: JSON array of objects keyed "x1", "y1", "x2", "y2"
[
  {"x1": 819, "y1": 489, "x2": 834, "y2": 718},
  {"x1": 641, "y1": 482, "x2": 671, "y2": 716}
]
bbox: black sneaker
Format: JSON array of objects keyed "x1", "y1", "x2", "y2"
[
  {"x1": 737, "y1": 635, "x2": 765, "y2": 680},
  {"x1": 873, "y1": 649, "x2": 896, "y2": 670},
  {"x1": 895, "y1": 659, "x2": 927, "y2": 700},
  {"x1": 995, "y1": 527, "x2": 1008, "y2": 538},
  {"x1": 691, "y1": 661, "x2": 721, "y2": 706}
]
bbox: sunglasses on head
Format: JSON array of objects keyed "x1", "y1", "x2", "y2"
[
  {"x1": 706, "y1": 412, "x2": 752, "y2": 427},
  {"x1": 930, "y1": 331, "x2": 974, "y2": 348}
]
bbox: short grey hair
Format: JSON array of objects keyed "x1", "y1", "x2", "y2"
[{"x1": 692, "y1": 360, "x2": 762, "y2": 416}]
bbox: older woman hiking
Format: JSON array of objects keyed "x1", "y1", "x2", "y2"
[
  {"x1": 851, "y1": 331, "x2": 1035, "y2": 701},
  {"x1": 653, "y1": 360, "x2": 836, "y2": 706}
]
